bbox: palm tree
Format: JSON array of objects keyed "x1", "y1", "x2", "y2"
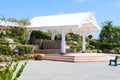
[
  {"x1": 0, "y1": 15, "x2": 6, "y2": 26},
  {"x1": 7, "y1": 18, "x2": 18, "y2": 27},
  {"x1": 8, "y1": 18, "x2": 30, "y2": 26},
  {"x1": 18, "y1": 18, "x2": 30, "y2": 26},
  {"x1": 0, "y1": 15, "x2": 6, "y2": 34}
]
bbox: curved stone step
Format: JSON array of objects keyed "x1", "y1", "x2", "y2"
[{"x1": 42, "y1": 53, "x2": 111, "y2": 62}]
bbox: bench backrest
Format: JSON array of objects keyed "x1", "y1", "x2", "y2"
[
  {"x1": 117, "y1": 56, "x2": 120, "y2": 61},
  {"x1": 115, "y1": 56, "x2": 120, "y2": 61}
]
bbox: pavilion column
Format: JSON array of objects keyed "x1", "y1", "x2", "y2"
[
  {"x1": 51, "y1": 33, "x2": 55, "y2": 40},
  {"x1": 61, "y1": 29, "x2": 66, "y2": 55},
  {"x1": 27, "y1": 30, "x2": 32, "y2": 41},
  {"x1": 82, "y1": 32, "x2": 86, "y2": 53}
]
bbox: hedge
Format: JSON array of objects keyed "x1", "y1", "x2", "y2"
[
  {"x1": 0, "y1": 45, "x2": 12, "y2": 55},
  {"x1": 16, "y1": 45, "x2": 33, "y2": 55}
]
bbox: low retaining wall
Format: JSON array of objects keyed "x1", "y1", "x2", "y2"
[
  {"x1": 42, "y1": 40, "x2": 61, "y2": 49},
  {"x1": 34, "y1": 49, "x2": 74, "y2": 54},
  {"x1": 34, "y1": 39, "x2": 61, "y2": 49}
]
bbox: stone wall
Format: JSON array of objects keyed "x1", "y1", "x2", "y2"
[
  {"x1": 33, "y1": 39, "x2": 74, "y2": 54},
  {"x1": 34, "y1": 39, "x2": 61, "y2": 49},
  {"x1": 42, "y1": 40, "x2": 61, "y2": 49}
]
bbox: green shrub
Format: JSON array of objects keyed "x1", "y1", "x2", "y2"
[
  {"x1": 6, "y1": 27, "x2": 28, "y2": 44},
  {"x1": 86, "y1": 49, "x2": 100, "y2": 53},
  {"x1": 0, "y1": 55, "x2": 5, "y2": 61},
  {"x1": 16, "y1": 45, "x2": 33, "y2": 55},
  {"x1": 97, "y1": 49, "x2": 103, "y2": 53},
  {"x1": 29, "y1": 30, "x2": 50, "y2": 44},
  {"x1": 0, "y1": 45, "x2": 13, "y2": 55},
  {"x1": 114, "y1": 47, "x2": 120, "y2": 54},
  {"x1": 0, "y1": 37, "x2": 8, "y2": 43},
  {"x1": 86, "y1": 50, "x2": 93, "y2": 53}
]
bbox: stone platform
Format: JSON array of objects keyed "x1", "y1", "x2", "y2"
[{"x1": 43, "y1": 53, "x2": 111, "y2": 62}]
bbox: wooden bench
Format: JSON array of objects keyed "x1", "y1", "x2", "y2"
[{"x1": 109, "y1": 56, "x2": 120, "y2": 66}]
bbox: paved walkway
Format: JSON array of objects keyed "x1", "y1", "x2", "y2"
[{"x1": 18, "y1": 60, "x2": 120, "y2": 80}]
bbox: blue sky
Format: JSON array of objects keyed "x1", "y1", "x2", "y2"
[{"x1": 0, "y1": 0, "x2": 120, "y2": 38}]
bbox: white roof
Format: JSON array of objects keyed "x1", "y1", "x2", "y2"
[{"x1": 26, "y1": 12, "x2": 100, "y2": 34}]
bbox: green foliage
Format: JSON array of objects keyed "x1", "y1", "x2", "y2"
[
  {"x1": 55, "y1": 34, "x2": 61, "y2": 40},
  {"x1": 0, "y1": 55, "x2": 5, "y2": 61},
  {"x1": 16, "y1": 18, "x2": 30, "y2": 26},
  {"x1": 99, "y1": 21, "x2": 120, "y2": 44},
  {"x1": 0, "y1": 37, "x2": 8, "y2": 43},
  {"x1": 6, "y1": 27, "x2": 28, "y2": 44},
  {"x1": 1, "y1": 16, "x2": 30, "y2": 44},
  {"x1": 7, "y1": 17, "x2": 30, "y2": 26},
  {"x1": 0, "y1": 61, "x2": 27, "y2": 80},
  {"x1": 30, "y1": 30, "x2": 50, "y2": 39},
  {"x1": 99, "y1": 21, "x2": 113, "y2": 42},
  {"x1": 16, "y1": 45, "x2": 33, "y2": 55},
  {"x1": 29, "y1": 30, "x2": 50, "y2": 44},
  {"x1": 13, "y1": 61, "x2": 27, "y2": 80},
  {"x1": 0, "y1": 62, "x2": 13, "y2": 80},
  {"x1": 113, "y1": 26, "x2": 120, "y2": 44},
  {"x1": 0, "y1": 45, "x2": 13, "y2": 55},
  {"x1": 66, "y1": 33, "x2": 82, "y2": 51},
  {"x1": 0, "y1": 31, "x2": 6, "y2": 38},
  {"x1": 0, "y1": 15, "x2": 5, "y2": 21},
  {"x1": 99, "y1": 21, "x2": 120, "y2": 53},
  {"x1": 66, "y1": 33, "x2": 100, "y2": 52},
  {"x1": 0, "y1": 55, "x2": 12, "y2": 61},
  {"x1": 86, "y1": 38, "x2": 97, "y2": 50}
]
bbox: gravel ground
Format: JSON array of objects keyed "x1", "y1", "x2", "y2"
[{"x1": 18, "y1": 60, "x2": 120, "y2": 80}]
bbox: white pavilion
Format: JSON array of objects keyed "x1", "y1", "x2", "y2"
[{"x1": 26, "y1": 12, "x2": 101, "y2": 54}]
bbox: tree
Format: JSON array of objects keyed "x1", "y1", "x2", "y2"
[
  {"x1": 99, "y1": 21, "x2": 120, "y2": 53},
  {"x1": 7, "y1": 18, "x2": 18, "y2": 27},
  {"x1": 0, "y1": 15, "x2": 7, "y2": 37},
  {"x1": 29, "y1": 30, "x2": 50, "y2": 44},
  {"x1": 113, "y1": 26, "x2": 120, "y2": 44},
  {"x1": 18, "y1": 18, "x2": 30, "y2": 26},
  {"x1": 0, "y1": 15, "x2": 6, "y2": 25},
  {"x1": 99, "y1": 21, "x2": 113, "y2": 42},
  {"x1": 99, "y1": 21, "x2": 120, "y2": 45},
  {"x1": 7, "y1": 18, "x2": 30, "y2": 26}
]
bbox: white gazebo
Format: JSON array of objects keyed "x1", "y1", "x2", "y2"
[{"x1": 26, "y1": 12, "x2": 100, "y2": 54}]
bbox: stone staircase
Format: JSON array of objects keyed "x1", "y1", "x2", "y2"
[{"x1": 43, "y1": 54, "x2": 74, "y2": 62}]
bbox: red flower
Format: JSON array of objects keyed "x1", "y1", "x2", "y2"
[
  {"x1": 69, "y1": 32, "x2": 74, "y2": 35},
  {"x1": 88, "y1": 35, "x2": 93, "y2": 39}
]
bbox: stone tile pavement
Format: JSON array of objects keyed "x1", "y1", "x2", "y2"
[{"x1": 18, "y1": 60, "x2": 120, "y2": 80}]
